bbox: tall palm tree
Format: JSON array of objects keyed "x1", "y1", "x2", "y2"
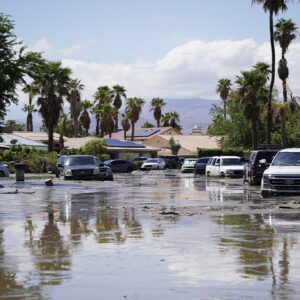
[
  {"x1": 68, "y1": 79, "x2": 84, "y2": 137},
  {"x1": 121, "y1": 112, "x2": 131, "y2": 140},
  {"x1": 236, "y1": 69, "x2": 268, "y2": 149},
  {"x1": 22, "y1": 104, "x2": 37, "y2": 131},
  {"x1": 274, "y1": 18, "x2": 298, "y2": 103},
  {"x1": 22, "y1": 83, "x2": 39, "y2": 131},
  {"x1": 161, "y1": 112, "x2": 171, "y2": 127},
  {"x1": 169, "y1": 111, "x2": 180, "y2": 129},
  {"x1": 252, "y1": 0, "x2": 290, "y2": 144},
  {"x1": 80, "y1": 100, "x2": 92, "y2": 136},
  {"x1": 150, "y1": 97, "x2": 166, "y2": 127},
  {"x1": 253, "y1": 61, "x2": 271, "y2": 80},
  {"x1": 91, "y1": 104, "x2": 101, "y2": 136},
  {"x1": 125, "y1": 97, "x2": 145, "y2": 141},
  {"x1": 112, "y1": 85, "x2": 126, "y2": 130},
  {"x1": 55, "y1": 113, "x2": 69, "y2": 150},
  {"x1": 216, "y1": 78, "x2": 232, "y2": 121},
  {"x1": 100, "y1": 103, "x2": 117, "y2": 138},
  {"x1": 35, "y1": 61, "x2": 71, "y2": 151}
]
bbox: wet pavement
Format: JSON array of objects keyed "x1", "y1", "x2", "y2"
[{"x1": 1, "y1": 170, "x2": 300, "y2": 299}]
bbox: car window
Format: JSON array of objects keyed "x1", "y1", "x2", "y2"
[
  {"x1": 215, "y1": 159, "x2": 220, "y2": 165},
  {"x1": 211, "y1": 158, "x2": 216, "y2": 165},
  {"x1": 198, "y1": 158, "x2": 209, "y2": 163},
  {"x1": 272, "y1": 152, "x2": 300, "y2": 166},
  {"x1": 94, "y1": 157, "x2": 101, "y2": 165},
  {"x1": 256, "y1": 151, "x2": 278, "y2": 163},
  {"x1": 65, "y1": 156, "x2": 95, "y2": 166},
  {"x1": 221, "y1": 158, "x2": 243, "y2": 166}
]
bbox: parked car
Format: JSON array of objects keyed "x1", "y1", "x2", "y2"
[
  {"x1": 63, "y1": 155, "x2": 113, "y2": 181},
  {"x1": 181, "y1": 158, "x2": 198, "y2": 173},
  {"x1": 261, "y1": 148, "x2": 300, "y2": 197},
  {"x1": 141, "y1": 158, "x2": 165, "y2": 170},
  {"x1": 194, "y1": 157, "x2": 212, "y2": 175},
  {"x1": 206, "y1": 156, "x2": 245, "y2": 178},
  {"x1": 55, "y1": 155, "x2": 67, "y2": 177},
  {"x1": 158, "y1": 155, "x2": 181, "y2": 169},
  {"x1": 243, "y1": 150, "x2": 278, "y2": 185},
  {"x1": 104, "y1": 159, "x2": 137, "y2": 173},
  {"x1": 0, "y1": 163, "x2": 9, "y2": 177}
]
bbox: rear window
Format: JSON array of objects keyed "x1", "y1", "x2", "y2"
[{"x1": 256, "y1": 151, "x2": 278, "y2": 163}]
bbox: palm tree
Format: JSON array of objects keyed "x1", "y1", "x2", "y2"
[
  {"x1": 22, "y1": 104, "x2": 37, "y2": 131},
  {"x1": 94, "y1": 86, "x2": 113, "y2": 106},
  {"x1": 121, "y1": 112, "x2": 131, "y2": 140},
  {"x1": 125, "y1": 97, "x2": 145, "y2": 141},
  {"x1": 141, "y1": 121, "x2": 155, "y2": 128},
  {"x1": 252, "y1": 0, "x2": 290, "y2": 144},
  {"x1": 161, "y1": 112, "x2": 171, "y2": 127},
  {"x1": 253, "y1": 61, "x2": 271, "y2": 80},
  {"x1": 34, "y1": 61, "x2": 71, "y2": 151},
  {"x1": 236, "y1": 69, "x2": 268, "y2": 149},
  {"x1": 169, "y1": 111, "x2": 180, "y2": 128},
  {"x1": 68, "y1": 79, "x2": 84, "y2": 137},
  {"x1": 216, "y1": 78, "x2": 232, "y2": 121},
  {"x1": 91, "y1": 104, "x2": 101, "y2": 136},
  {"x1": 274, "y1": 18, "x2": 298, "y2": 103},
  {"x1": 100, "y1": 103, "x2": 117, "y2": 138},
  {"x1": 112, "y1": 85, "x2": 126, "y2": 130},
  {"x1": 22, "y1": 83, "x2": 39, "y2": 131},
  {"x1": 80, "y1": 100, "x2": 92, "y2": 136},
  {"x1": 150, "y1": 97, "x2": 166, "y2": 127},
  {"x1": 55, "y1": 113, "x2": 68, "y2": 150}
]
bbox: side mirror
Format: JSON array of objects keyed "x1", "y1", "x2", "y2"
[
  {"x1": 259, "y1": 159, "x2": 266, "y2": 164},
  {"x1": 58, "y1": 163, "x2": 63, "y2": 168}
]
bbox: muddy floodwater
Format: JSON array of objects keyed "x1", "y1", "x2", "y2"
[{"x1": 1, "y1": 171, "x2": 300, "y2": 299}]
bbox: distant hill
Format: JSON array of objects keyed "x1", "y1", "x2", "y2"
[{"x1": 6, "y1": 98, "x2": 220, "y2": 133}]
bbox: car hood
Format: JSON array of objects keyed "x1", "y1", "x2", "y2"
[
  {"x1": 220, "y1": 165, "x2": 244, "y2": 171},
  {"x1": 264, "y1": 165, "x2": 300, "y2": 175}
]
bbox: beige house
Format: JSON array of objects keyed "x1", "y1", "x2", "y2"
[
  {"x1": 13, "y1": 131, "x2": 63, "y2": 151},
  {"x1": 64, "y1": 137, "x2": 160, "y2": 159},
  {"x1": 144, "y1": 134, "x2": 221, "y2": 157},
  {"x1": 104, "y1": 127, "x2": 181, "y2": 143}
]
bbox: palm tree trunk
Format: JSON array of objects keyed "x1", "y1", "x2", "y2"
[
  {"x1": 96, "y1": 119, "x2": 100, "y2": 136},
  {"x1": 86, "y1": 128, "x2": 88, "y2": 136},
  {"x1": 283, "y1": 79, "x2": 288, "y2": 103},
  {"x1": 27, "y1": 113, "x2": 32, "y2": 132},
  {"x1": 59, "y1": 133, "x2": 64, "y2": 151},
  {"x1": 131, "y1": 121, "x2": 135, "y2": 141},
  {"x1": 223, "y1": 100, "x2": 227, "y2": 121},
  {"x1": 48, "y1": 125, "x2": 54, "y2": 152},
  {"x1": 251, "y1": 117, "x2": 257, "y2": 150},
  {"x1": 124, "y1": 130, "x2": 126, "y2": 140},
  {"x1": 114, "y1": 115, "x2": 119, "y2": 131},
  {"x1": 156, "y1": 118, "x2": 160, "y2": 127},
  {"x1": 267, "y1": 9, "x2": 275, "y2": 145}
]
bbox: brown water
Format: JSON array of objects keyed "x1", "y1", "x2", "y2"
[{"x1": 1, "y1": 171, "x2": 300, "y2": 299}]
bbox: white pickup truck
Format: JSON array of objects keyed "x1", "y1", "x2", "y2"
[
  {"x1": 261, "y1": 148, "x2": 300, "y2": 197},
  {"x1": 205, "y1": 156, "x2": 245, "y2": 178}
]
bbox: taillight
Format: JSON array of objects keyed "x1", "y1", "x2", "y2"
[{"x1": 251, "y1": 164, "x2": 256, "y2": 173}]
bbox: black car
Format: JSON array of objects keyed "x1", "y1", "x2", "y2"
[
  {"x1": 158, "y1": 155, "x2": 181, "y2": 169},
  {"x1": 194, "y1": 157, "x2": 212, "y2": 175},
  {"x1": 104, "y1": 159, "x2": 137, "y2": 173},
  {"x1": 243, "y1": 150, "x2": 279, "y2": 185},
  {"x1": 63, "y1": 155, "x2": 113, "y2": 181}
]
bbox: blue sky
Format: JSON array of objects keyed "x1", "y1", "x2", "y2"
[{"x1": 2, "y1": 0, "x2": 300, "y2": 108}]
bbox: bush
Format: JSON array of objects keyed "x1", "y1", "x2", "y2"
[
  {"x1": 197, "y1": 148, "x2": 244, "y2": 158},
  {"x1": 79, "y1": 139, "x2": 109, "y2": 161}
]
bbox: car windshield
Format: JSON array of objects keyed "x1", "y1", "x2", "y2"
[
  {"x1": 146, "y1": 159, "x2": 158, "y2": 163},
  {"x1": 184, "y1": 159, "x2": 197, "y2": 164},
  {"x1": 272, "y1": 152, "x2": 300, "y2": 166},
  {"x1": 221, "y1": 158, "x2": 243, "y2": 166},
  {"x1": 65, "y1": 156, "x2": 95, "y2": 166},
  {"x1": 198, "y1": 158, "x2": 209, "y2": 163}
]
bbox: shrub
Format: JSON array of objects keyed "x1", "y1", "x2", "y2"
[
  {"x1": 197, "y1": 148, "x2": 244, "y2": 158},
  {"x1": 79, "y1": 139, "x2": 108, "y2": 161}
]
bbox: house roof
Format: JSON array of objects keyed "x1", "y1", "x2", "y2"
[
  {"x1": 103, "y1": 127, "x2": 181, "y2": 141},
  {"x1": 145, "y1": 134, "x2": 221, "y2": 154},
  {"x1": 12, "y1": 131, "x2": 62, "y2": 143},
  {"x1": 0, "y1": 133, "x2": 48, "y2": 149}
]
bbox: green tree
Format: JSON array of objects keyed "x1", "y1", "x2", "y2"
[
  {"x1": 216, "y1": 78, "x2": 232, "y2": 121},
  {"x1": 68, "y1": 79, "x2": 84, "y2": 137},
  {"x1": 0, "y1": 14, "x2": 43, "y2": 124},
  {"x1": 5, "y1": 120, "x2": 26, "y2": 131},
  {"x1": 169, "y1": 137, "x2": 181, "y2": 155},
  {"x1": 55, "y1": 113, "x2": 69, "y2": 150},
  {"x1": 100, "y1": 103, "x2": 117, "y2": 138},
  {"x1": 150, "y1": 97, "x2": 166, "y2": 127},
  {"x1": 252, "y1": 0, "x2": 290, "y2": 144},
  {"x1": 80, "y1": 139, "x2": 108, "y2": 161},
  {"x1": 112, "y1": 85, "x2": 126, "y2": 130},
  {"x1": 121, "y1": 112, "x2": 131, "y2": 140},
  {"x1": 22, "y1": 104, "x2": 37, "y2": 131},
  {"x1": 35, "y1": 61, "x2": 72, "y2": 151},
  {"x1": 236, "y1": 69, "x2": 268, "y2": 149},
  {"x1": 91, "y1": 104, "x2": 101, "y2": 136},
  {"x1": 80, "y1": 100, "x2": 92, "y2": 136},
  {"x1": 141, "y1": 121, "x2": 155, "y2": 128},
  {"x1": 125, "y1": 97, "x2": 145, "y2": 141}
]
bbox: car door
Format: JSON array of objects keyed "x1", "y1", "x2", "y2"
[
  {"x1": 213, "y1": 158, "x2": 221, "y2": 176},
  {"x1": 207, "y1": 157, "x2": 216, "y2": 175}
]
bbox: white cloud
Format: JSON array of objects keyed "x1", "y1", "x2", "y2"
[
  {"x1": 31, "y1": 38, "x2": 53, "y2": 53},
  {"x1": 62, "y1": 38, "x2": 300, "y2": 100},
  {"x1": 62, "y1": 43, "x2": 85, "y2": 56}
]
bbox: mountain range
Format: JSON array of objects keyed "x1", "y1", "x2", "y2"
[{"x1": 6, "y1": 98, "x2": 220, "y2": 134}]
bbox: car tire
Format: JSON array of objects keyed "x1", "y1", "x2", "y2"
[
  {"x1": 206, "y1": 171, "x2": 210, "y2": 178},
  {"x1": 107, "y1": 175, "x2": 114, "y2": 181},
  {"x1": 127, "y1": 167, "x2": 133, "y2": 173},
  {"x1": 167, "y1": 163, "x2": 176, "y2": 169}
]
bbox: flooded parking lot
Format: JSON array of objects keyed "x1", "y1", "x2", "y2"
[{"x1": 1, "y1": 170, "x2": 300, "y2": 299}]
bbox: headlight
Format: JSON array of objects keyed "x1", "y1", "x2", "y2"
[
  {"x1": 262, "y1": 174, "x2": 271, "y2": 188},
  {"x1": 93, "y1": 168, "x2": 100, "y2": 175},
  {"x1": 65, "y1": 169, "x2": 72, "y2": 176}
]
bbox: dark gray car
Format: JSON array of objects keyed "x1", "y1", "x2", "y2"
[{"x1": 104, "y1": 159, "x2": 137, "y2": 173}]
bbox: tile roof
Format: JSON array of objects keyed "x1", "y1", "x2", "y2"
[{"x1": 13, "y1": 131, "x2": 62, "y2": 142}]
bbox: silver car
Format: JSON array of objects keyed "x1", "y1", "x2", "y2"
[{"x1": 0, "y1": 163, "x2": 9, "y2": 177}]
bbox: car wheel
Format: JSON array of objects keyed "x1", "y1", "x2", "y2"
[
  {"x1": 261, "y1": 190, "x2": 269, "y2": 198},
  {"x1": 107, "y1": 175, "x2": 114, "y2": 181},
  {"x1": 206, "y1": 171, "x2": 210, "y2": 178},
  {"x1": 167, "y1": 163, "x2": 176, "y2": 169},
  {"x1": 157, "y1": 166, "x2": 160, "y2": 170}
]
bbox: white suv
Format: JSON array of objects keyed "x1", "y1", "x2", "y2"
[
  {"x1": 206, "y1": 156, "x2": 245, "y2": 178},
  {"x1": 261, "y1": 148, "x2": 300, "y2": 197}
]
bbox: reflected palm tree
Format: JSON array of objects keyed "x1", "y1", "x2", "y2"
[{"x1": 123, "y1": 207, "x2": 143, "y2": 239}]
